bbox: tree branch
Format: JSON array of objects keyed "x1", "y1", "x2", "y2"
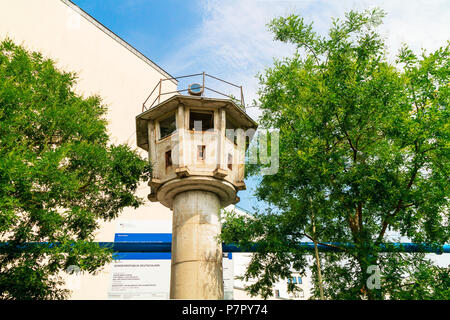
[
  {"x1": 335, "y1": 112, "x2": 358, "y2": 161},
  {"x1": 376, "y1": 165, "x2": 420, "y2": 242}
]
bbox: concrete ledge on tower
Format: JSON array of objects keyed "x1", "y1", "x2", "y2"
[
  {"x1": 147, "y1": 192, "x2": 158, "y2": 202},
  {"x1": 157, "y1": 176, "x2": 237, "y2": 209},
  {"x1": 175, "y1": 166, "x2": 191, "y2": 178},
  {"x1": 148, "y1": 178, "x2": 162, "y2": 188},
  {"x1": 213, "y1": 168, "x2": 228, "y2": 179},
  {"x1": 235, "y1": 181, "x2": 246, "y2": 191}
]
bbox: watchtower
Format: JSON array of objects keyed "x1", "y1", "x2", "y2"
[{"x1": 136, "y1": 73, "x2": 257, "y2": 299}]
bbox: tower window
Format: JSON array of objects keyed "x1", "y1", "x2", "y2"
[
  {"x1": 227, "y1": 153, "x2": 233, "y2": 170},
  {"x1": 165, "y1": 150, "x2": 172, "y2": 168},
  {"x1": 197, "y1": 145, "x2": 206, "y2": 160},
  {"x1": 159, "y1": 114, "x2": 176, "y2": 139},
  {"x1": 190, "y1": 110, "x2": 214, "y2": 131}
]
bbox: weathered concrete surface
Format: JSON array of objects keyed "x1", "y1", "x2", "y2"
[
  {"x1": 170, "y1": 190, "x2": 224, "y2": 299},
  {"x1": 156, "y1": 176, "x2": 238, "y2": 209}
]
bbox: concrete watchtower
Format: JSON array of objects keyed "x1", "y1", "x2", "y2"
[{"x1": 136, "y1": 75, "x2": 257, "y2": 299}]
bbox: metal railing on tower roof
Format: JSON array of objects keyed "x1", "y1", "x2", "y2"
[{"x1": 142, "y1": 72, "x2": 245, "y2": 112}]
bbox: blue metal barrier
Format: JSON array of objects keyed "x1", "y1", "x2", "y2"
[{"x1": 1, "y1": 242, "x2": 448, "y2": 254}]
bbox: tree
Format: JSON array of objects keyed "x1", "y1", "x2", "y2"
[
  {"x1": 221, "y1": 8, "x2": 449, "y2": 299},
  {"x1": 0, "y1": 39, "x2": 151, "y2": 299}
]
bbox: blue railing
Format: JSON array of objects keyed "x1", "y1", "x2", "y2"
[{"x1": 0, "y1": 242, "x2": 448, "y2": 254}]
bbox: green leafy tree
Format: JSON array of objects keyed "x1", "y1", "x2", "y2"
[
  {"x1": 221, "y1": 8, "x2": 449, "y2": 299},
  {"x1": 0, "y1": 39, "x2": 151, "y2": 299}
]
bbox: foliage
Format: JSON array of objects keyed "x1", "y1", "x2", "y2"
[
  {"x1": 0, "y1": 39, "x2": 151, "y2": 299},
  {"x1": 221, "y1": 8, "x2": 449, "y2": 299}
]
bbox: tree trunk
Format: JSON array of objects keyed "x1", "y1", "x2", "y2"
[{"x1": 310, "y1": 198, "x2": 325, "y2": 300}]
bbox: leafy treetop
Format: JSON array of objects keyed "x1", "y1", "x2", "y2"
[{"x1": 0, "y1": 39, "x2": 151, "y2": 299}]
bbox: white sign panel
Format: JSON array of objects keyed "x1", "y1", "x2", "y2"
[
  {"x1": 108, "y1": 220, "x2": 234, "y2": 300},
  {"x1": 108, "y1": 256, "x2": 171, "y2": 300},
  {"x1": 108, "y1": 220, "x2": 172, "y2": 300}
]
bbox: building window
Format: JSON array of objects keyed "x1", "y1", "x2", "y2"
[
  {"x1": 197, "y1": 145, "x2": 206, "y2": 160},
  {"x1": 227, "y1": 153, "x2": 233, "y2": 170},
  {"x1": 159, "y1": 114, "x2": 176, "y2": 139},
  {"x1": 190, "y1": 110, "x2": 214, "y2": 131},
  {"x1": 165, "y1": 150, "x2": 172, "y2": 168},
  {"x1": 288, "y1": 277, "x2": 298, "y2": 285},
  {"x1": 288, "y1": 276, "x2": 303, "y2": 286},
  {"x1": 274, "y1": 289, "x2": 280, "y2": 298}
]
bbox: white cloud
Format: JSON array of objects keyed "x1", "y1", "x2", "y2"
[
  {"x1": 161, "y1": 0, "x2": 450, "y2": 121},
  {"x1": 378, "y1": 0, "x2": 450, "y2": 56},
  {"x1": 161, "y1": 0, "x2": 300, "y2": 119}
]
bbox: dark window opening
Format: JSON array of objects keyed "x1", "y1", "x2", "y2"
[
  {"x1": 197, "y1": 145, "x2": 206, "y2": 160},
  {"x1": 159, "y1": 114, "x2": 176, "y2": 139},
  {"x1": 165, "y1": 150, "x2": 172, "y2": 168},
  {"x1": 190, "y1": 110, "x2": 214, "y2": 131},
  {"x1": 227, "y1": 153, "x2": 233, "y2": 170}
]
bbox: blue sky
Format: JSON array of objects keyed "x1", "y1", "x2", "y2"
[
  {"x1": 71, "y1": 0, "x2": 449, "y2": 104},
  {"x1": 70, "y1": 0, "x2": 450, "y2": 217},
  {"x1": 71, "y1": 0, "x2": 203, "y2": 70}
]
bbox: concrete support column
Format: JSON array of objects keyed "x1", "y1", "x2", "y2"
[{"x1": 170, "y1": 190, "x2": 224, "y2": 299}]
